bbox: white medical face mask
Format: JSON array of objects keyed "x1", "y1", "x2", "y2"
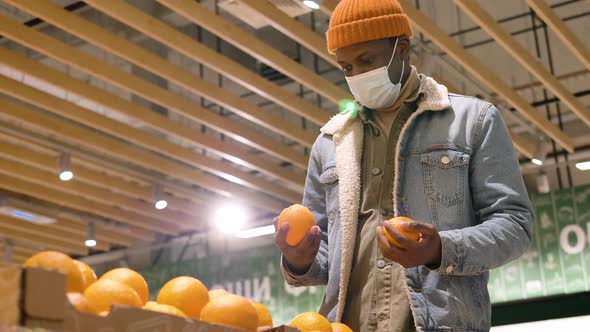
[{"x1": 345, "y1": 38, "x2": 405, "y2": 110}]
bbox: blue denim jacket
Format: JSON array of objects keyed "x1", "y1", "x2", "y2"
[{"x1": 281, "y1": 77, "x2": 534, "y2": 331}]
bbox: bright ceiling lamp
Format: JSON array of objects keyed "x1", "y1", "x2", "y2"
[
  {"x1": 303, "y1": 0, "x2": 320, "y2": 10},
  {"x1": 153, "y1": 184, "x2": 168, "y2": 210},
  {"x1": 85, "y1": 222, "x2": 97, "y2": 247},
  {"x1": 215, "y1": 203, "x2": 248, "y2": 235},
  {"x1": 58, "y1": 152, "x2": 73, "y2": 181},
  {"x1": 576, "y1": 161, "x2": 590, "y2": 171}
]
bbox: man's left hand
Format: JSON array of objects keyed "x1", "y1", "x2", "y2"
[{"x1": 376, "y1": 221, "x2": 442, "y2": 269}]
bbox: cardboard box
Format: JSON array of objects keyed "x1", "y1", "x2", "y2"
[
  {"x1": 0, "y1": 264, "x2": 21, "y2": 326},
  {"x1": 0, "y1": 265, "x2": 300, "y2": 332}
]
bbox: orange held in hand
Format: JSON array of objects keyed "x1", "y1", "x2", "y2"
[
  {"x1": 383, "y1": 216, "x2": 421, "y2": 247},
  {"x1": 277, "y1": 204, "x2": 316, "y2": 246}
]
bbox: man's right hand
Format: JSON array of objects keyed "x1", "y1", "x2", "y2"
[{"x1": 274, "y1": 221, "x2": 322, "y2": 275}]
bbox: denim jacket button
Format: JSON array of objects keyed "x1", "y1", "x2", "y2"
[
  {"x1": 372, "y1": 168, "x2": 382, "y2": 176},
  {"x1": 376, "y1": 259, "x2": 386, "y2": 269},
  {"x1": 446, "y1": 264, "x2": 454, "y2": 273},
  {"x1": 441, "y1": 155, "x2": 450, "y2": 165}
]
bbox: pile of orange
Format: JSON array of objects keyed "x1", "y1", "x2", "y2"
[
  {"x1": 23, "y1": 251, "x2": 151, "y2": 317},
  {"x1": 22, "y1": 250, "x2": 278, "y2": 331}
]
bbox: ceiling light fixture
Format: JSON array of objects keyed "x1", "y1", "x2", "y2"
[
  {"x1": 303, "y1": 0, "x2": 320, "y2": 10},
  {"x1": 85, "y1": 222, "x2": 97, "y2": 247},
  {"x1": 215, "y1": 203, "x2": 247, "y2": 234},
  {"x1": 58, "y1": 152, "x2": 73, "y2": 181},
  {"x1": 154, "y1": 184, "x2": 168, "y2": 210},
  {"x1": 576, "y1": 161, "x2": 590, "y2": 171}
]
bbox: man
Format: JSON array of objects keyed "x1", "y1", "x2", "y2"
[{"x1": 275, "y1": 0, "x2": 534, "y2": 331}]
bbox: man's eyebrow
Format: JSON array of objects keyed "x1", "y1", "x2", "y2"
[{"x1": 354, "y1": 51, "x2": 371, "y2": 60}]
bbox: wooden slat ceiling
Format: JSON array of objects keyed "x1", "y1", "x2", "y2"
[{"x1": 0, "y1": 0, "x2": 588, "y2": 260}]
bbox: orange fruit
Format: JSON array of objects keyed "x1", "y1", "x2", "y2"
[
  {"x1": 67, "y1": 292, "x2": 98, "y2": 315},
  {"x1": 383, "y1": 216, "x2": 421, "y2": 247},
  {"x1": 209, "y1": 289, "x2": 230, "y2": 300},
  {"x1": 23, "y1": 251, "x2": 85, "y2": 293},
  {"x1": 98, "y1": 311, "x2": 109, "y2": 317},
  {"x1": 83, "y1": 278, "x2": 142, "y2": 312},
  {"x1": 73, "y1": 260, "x2": 97, "y2": 291},
  {"x1": 201, "y1": 294, "x2": 258, "y2": 331},
  {"x1": 251, "y1": 301, "x2": 273, "y2": 328},
  {"x1": 277, "y1": 204, "x2": 316, "y2": 246},
  {"x1": 143, "y1": 301, "x2": 187, "y2": 318},
  {"x1": 289, "y1": 312, "x2": 333, "y2": 332},
  {"x1": 157, "y1": 276, "x2": 209, "y2": 319},
  {"x1": 331, "y1": 322, "x2": 353, "y2": 332},
  {"x1": 100, "y1": 268, "x2": 149, "y2": 305}
]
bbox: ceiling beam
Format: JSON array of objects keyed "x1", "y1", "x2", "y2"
[
  {"x1": 0, "y1": 158, "x2": 180, "y2": 236},
  {"x1": 0, "y1": 221, "x2": 88, "y2": 256},
  {"x1": 0, "y1": 50, "x2": 301, "y2": 205},
  {"x1": 0, "y1": 15, "x2": 308, "y2": 187},
  {"x1": 0, "y1": 245, "x2": 39, "y2": 263},
  {"x1": 454, "y1": 0, "x2": 590, "y2": 129},
  {"x1": 0, "y1": 97, "x2": 287, "y2": 213},
  {"x1": 0, "y1": 172, "x2": 178, "y2": 237},
  {"x1": 0, "y1": 134, "x2": 205, "y2": 220},
  {"x1": 396, "y1": 0, "x2": 573, "y2": 153},
  {"x1": 48, "y1": 219, "x2": 132, "y2": 248},
  {"x1": 4, "y1": 0, "x2": 317, "y2": 150},
  {"x1": 83, "y1": 0, "x2": 331, "y2": 127},
  {"x1": 0, "y1": 214, "x2": 109, "y2": 252},
  {"x1": 0, "y1": 148, "x2": 199, "y2": 231},
  {"x1": 526, "y1": 0, "x2": 590, "y2": 71},
  {"x1": 320, "y1": 0, "x2": 339, "y2": 17},
  {"x1": 0, "y1": 244, "x2": 38, "y2": 256},
  {"x1": 1, "y1": 192, "x2": 154, "y2": 243},
  {"x1": 512, "y1": 69, "x2": 588, "y2": 92},
  {"x1": 237, "y1": 0, "x2": 338, "y2": 68},
  {"x1": 49, "y1": 217, "x2": 136, "y2": 246},
  {"x1": 154, "y1": 0, "x2": 351, "y2": 105},
  {"x1": 0, "y1": 125, "x2": 218, "y2": 212}
]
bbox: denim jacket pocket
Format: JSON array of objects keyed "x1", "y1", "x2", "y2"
[
  {"x1": 319, "y1": 165, "x2": 339, "y2": 229},
  {"x1": 421, "y1": 149, "x2": 470, "y2": 225}
]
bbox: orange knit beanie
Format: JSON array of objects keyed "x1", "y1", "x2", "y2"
[{"x1": 326, "y1": 0, "x2": 414, "y2": 53}]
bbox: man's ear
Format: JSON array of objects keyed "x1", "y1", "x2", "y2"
[{"x1": 397, "y1": 34, "x2": 411, "y2": 61}]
